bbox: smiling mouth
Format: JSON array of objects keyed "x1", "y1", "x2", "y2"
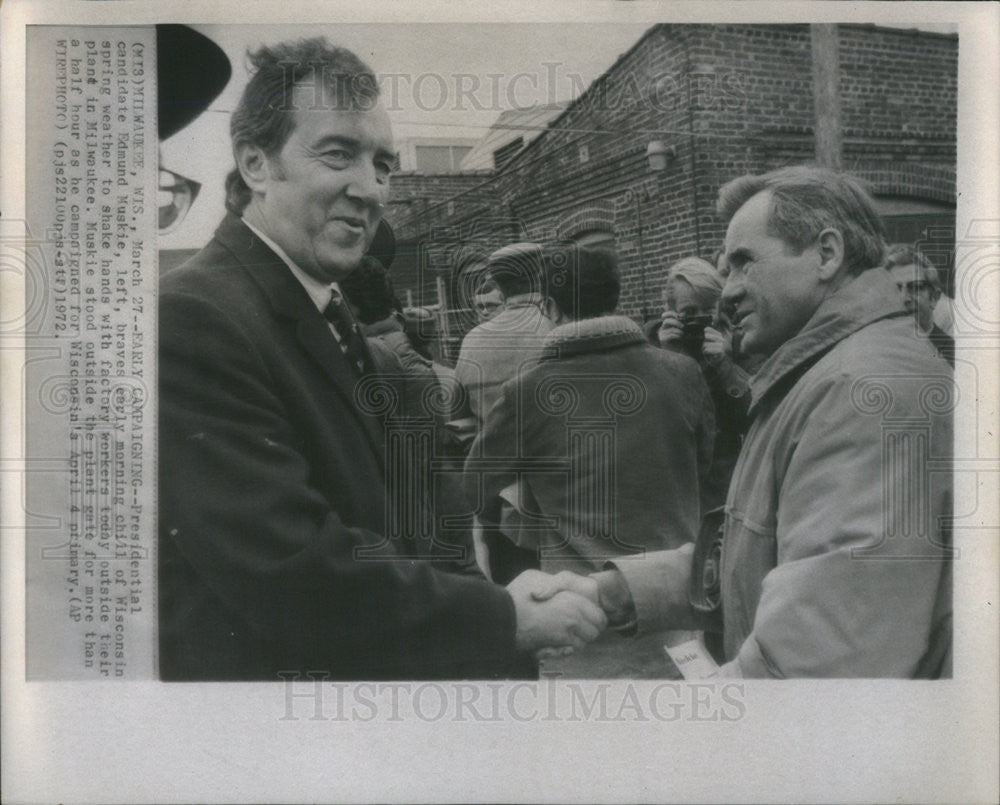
[{"x1": 331, "y1": 216, "x2": 367, "y2": 233}]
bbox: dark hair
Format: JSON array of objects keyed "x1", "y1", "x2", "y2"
[
  {"x1": 487, "y1": 242, "x2": 543, "y2": 297},
  {"x1": 543, "y1": 243, "x2": 620, "y2": 320},
  {"x1": 884, "y1": 243, "x2": 941, "y2": 290},
  {"x1": 717, "y1": 166, "x2": 886, "y2": 276},
  {"x1": 339, "y1": 257, "x2": 399, "y2": 325},
  {"x1": 225, "y1": 38, "x2": 379, "y2": 215}
]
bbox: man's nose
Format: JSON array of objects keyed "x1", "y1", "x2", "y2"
[
  {"x1": 345, "y1": 160, "x2": 385, "y2": 207},
  {"x1": 721, "y1": 270, "x2": 743, "y2": 308}
]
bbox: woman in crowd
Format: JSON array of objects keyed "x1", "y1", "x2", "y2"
[{"x1": 652, "y1": 256, "x2": 755, "y2": 513}]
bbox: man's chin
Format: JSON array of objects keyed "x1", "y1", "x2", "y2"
[
  {"x1": 739, "y1": 331, "x2": 772, "y2": 359},
  {"x1": 315, "y1": 247, "x2": 367, "y2": 280}
]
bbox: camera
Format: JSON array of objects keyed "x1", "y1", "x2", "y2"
[{"x1": 678, "y1": 313, "x2": 714, "y2": 359}]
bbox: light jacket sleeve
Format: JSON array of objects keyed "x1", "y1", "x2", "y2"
[{"x1": 608, "y1": 544, "x2": 715, "y2": 633}]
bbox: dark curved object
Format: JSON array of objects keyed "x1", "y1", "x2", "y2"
[
  {"x1": 365, "y1": 219, "x2": 396, "y2": 270},
  {"x1": 157, "y1": 25, "x2": 232, "y2": 140}
]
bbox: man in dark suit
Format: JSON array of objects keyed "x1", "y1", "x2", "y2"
[{"x1": 158, "y1": 38, "x2": 605, "y2": 680}]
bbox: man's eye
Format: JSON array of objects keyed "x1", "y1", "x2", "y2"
[
  {"x1": 322, "y1": 150, "x2": 352, "y2": 164},
  {"x1": 727, "y1": 256, "x2": 748, "y2": 274}
]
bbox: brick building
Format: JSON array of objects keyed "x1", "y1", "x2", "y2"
[{"x1": 383, "y1": 23, "x2": 957, "y2": 357}]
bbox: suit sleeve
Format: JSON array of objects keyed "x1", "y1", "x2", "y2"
[
  {"x1": 725, "y1": 371, "x2": 952, "y2": 678},
  {"x1": 159, "y1": 290, "x2": 521, "y2": 678}
]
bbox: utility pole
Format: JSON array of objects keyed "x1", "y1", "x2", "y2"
[{"x1": 811, "y1": 24, "x2": 843, "y2": 170}]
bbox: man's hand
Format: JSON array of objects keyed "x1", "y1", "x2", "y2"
[
  {"x1": 512, "y1": 569, "x2": 601, "y2": 606},
  {"x1": 507, "y1": 571, "x2": 607, "y2": 653},
  {"x1": 701, "y1": 326, "x2": 731, "y2": 365},
  {"x1": 657, "y1": 310, "x2": 684, "y2": 345}
]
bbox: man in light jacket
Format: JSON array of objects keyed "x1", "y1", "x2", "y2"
[{"x1": 561, "y1": 166, "x2": 952, "y2": 678}]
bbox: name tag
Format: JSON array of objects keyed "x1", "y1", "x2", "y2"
[{"x1": 664, "y1": 635, "x2": 721, "y2": 680}]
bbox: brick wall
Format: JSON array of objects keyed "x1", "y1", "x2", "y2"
[
  {"x1": 384, "y1": 171, "x2": 494, "y2": 241},
  {"x1": 388, "y1": 24, "x2": 957, "y2": 322}
]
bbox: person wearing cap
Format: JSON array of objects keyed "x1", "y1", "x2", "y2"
[
  {"x1": 454, "y1": 242, "x2": 554, "y2": 430},
  {"x1": 465, "y1": 244, "x2": 715, "y2": 677},
  {"x1": 884, "y1": 243, "x2": 956, "y2": 368},
  {"x1": 158, "y1": 38, "x2": 607, "y2": 681},
  {"x1": 453, "y1": 242, "x2": 556, "y2": 582}
]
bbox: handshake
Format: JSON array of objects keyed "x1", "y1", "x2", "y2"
[{"x1": 506, "y1": 568, "x2": 635, "y2": 659}]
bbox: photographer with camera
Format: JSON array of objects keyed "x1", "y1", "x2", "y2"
[{"x1": 654, "y1": 256, "x2": 754, "y2": 512}]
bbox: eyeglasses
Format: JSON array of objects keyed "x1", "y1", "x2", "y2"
[
  {"x1": 475, "y1": 301, "x2": 501, "y2": 313},
  {"x1": 159, "y1": 168, "x2": 202, "y2": 233}
]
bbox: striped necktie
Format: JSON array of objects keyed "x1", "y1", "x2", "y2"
[{"x1": 322, "y1": 291, "x2": 370, "y2": 375}]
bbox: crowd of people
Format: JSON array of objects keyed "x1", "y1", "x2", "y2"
[{"x1": 158, "y1": 36, "x2": 954, "y2": 681}]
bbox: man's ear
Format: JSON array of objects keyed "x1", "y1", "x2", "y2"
[
  {"x1": 815, "y1": 227, "x2": 846, "y2": 281},
  {"x1": 234, "y1": 143, "x2": 271, "y2": 195}
]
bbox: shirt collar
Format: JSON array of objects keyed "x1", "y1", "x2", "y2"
[{"x1": 241, "y1": 217, "x2": 341, "y2": 313}]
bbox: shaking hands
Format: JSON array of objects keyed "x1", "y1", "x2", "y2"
[
  {"x1": 506, "y1": 568, "x2": 637, "y2": 659},
  {"x1": 507, "y1": 570, "x2": 605, "y2": 656}
]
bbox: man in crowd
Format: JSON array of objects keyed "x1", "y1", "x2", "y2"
[
  {"x1": 473, "y1": 278, "x2": 505, "y2": 323},
  {"x1": 158, "y1": 38, "x2": 605, "y2": 680},
  {"x1": 454, "y1": 242, "x2": 554, "y2": 429},
  {"x1": 466, "y1": 244, "x2": 714, "y2": 677},
  {"x1": 557, "y1": 166, "x2": 953, "y2": 678},
  {"x1": 885, "y1": 243, "x2": 956, "y2": 368},
  {"x1": 454, "y1": 242, "x2": 555, "y2": 581}
]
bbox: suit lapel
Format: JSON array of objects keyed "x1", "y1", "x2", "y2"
[{"x1": 213, "y1": 214, "x2": 386, "y2": 454}]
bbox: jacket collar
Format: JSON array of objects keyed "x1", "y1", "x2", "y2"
[
  {"x1": 213, "y1": 213, "x2": 324, "y2": 322},
  {"x1": 541, "y1": 314, "x2": 645, "y2": 359},
  {"x1": 748, "y1": 267, "x2": 908, "y2": 413},
  {"x1": 212, "y1": 213, "x2": 385, "y2": 451}
]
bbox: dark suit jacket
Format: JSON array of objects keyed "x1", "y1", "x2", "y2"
[{"x1": 158, "y1": 214, "x2": 520, "y2": 680}]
